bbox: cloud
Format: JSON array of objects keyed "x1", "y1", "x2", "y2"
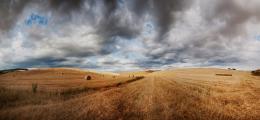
[
  {"x1": 0, "y1": 0, "x2": 260, "y2": 71},
  {"x1": 137, "y1": 0, "x2": 260, "y2": 70},
  {"x1": 199, "y1": 0, "x2": 260, "y2": 38},
  {"x1": 48, "y1": 0, "x2": 84, "y2": 13},
  {"x1": 0, "y1": 0, "x2": 32, "y2": 32}
]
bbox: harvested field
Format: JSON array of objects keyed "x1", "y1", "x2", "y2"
[{"x1": 0, "y1": 68, "x2": 259, "y2": 120}]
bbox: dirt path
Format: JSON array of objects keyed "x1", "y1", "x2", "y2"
[
  {"x1": 127, "y1": 75, "x2": 181, "y2": 120},
  {"x1": 141, "y1": 76, "x2": 155, "y2": 119},
  {"x1": 111, "y1": 75, "x2": 171, "y2": 120}
]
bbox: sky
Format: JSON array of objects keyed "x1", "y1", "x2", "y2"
[{"x1": 0, "y1": 0, "x2": 260, "y2": 71}]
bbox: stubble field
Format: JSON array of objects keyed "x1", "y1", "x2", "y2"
[{"x1": 0, "y1": 68, "x2": 259, "y2": 120}]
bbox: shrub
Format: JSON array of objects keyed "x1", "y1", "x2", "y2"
[{"x1": 252, "y1": 70, "x2": 260, "y2": 76}]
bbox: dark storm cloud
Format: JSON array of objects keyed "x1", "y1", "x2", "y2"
[
  {"x1": 132, "y1": 0, "x2": 191, "y2": 40},
  {"x1": 0, "y1": 0, "x2": 85, "y2": 32},
  {"x1": 14, "y1": 56, "x2": 98, "y2": 69},
  {"x1": 96, "y1": 16, "x2": 140, "y2": 40},
  {"x1": 94, "y1": 0, "x2": 141, "y2": 41},
  {"x1": 59, "y1": 46, "x2": 95, "y2": 58},
  {"x1": 91, "y1": 0, "x2": 192, "y2": 59},
  {"x1": 48, "y1": 0, "x2": 84, "y2": 14},
  {"x1": 0, "y1": 0, "x2": 32, "y2": 31},
  {"x1": 14, "y1": 57, "x2": 68, "y2": 68},
  {"x1": 137, "y1": 0, "x2": 260, "y2": 69},
  {"x1": 0, "y1": 0, "x2": 191, "y2": 39},
  {"x1": 3, "y1": 0, "x2": 256, "y2": 42},
  {"x1": 1, "y1": 0, "x2": 260, "y2": 70},
  {"x1": 201, "y1": 0, "x2": 260, "y2": 38},
  {"x1": 104, "y1": 0, "x2": 118, "y2": 15},
  {"x1": 12, "y1": 54, "x2": 120, "y2": 70},
  {"x1": 142, "y1": 34, "x2": 243, "y2": 68}
]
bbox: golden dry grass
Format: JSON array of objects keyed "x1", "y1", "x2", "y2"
[{"x1": 0, "y1": 68, "x2": 259, "y2": 120}]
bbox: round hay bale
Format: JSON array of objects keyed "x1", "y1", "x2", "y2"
[{"x1": 85, "y1": 75, "x2": 92, "y2": 80}]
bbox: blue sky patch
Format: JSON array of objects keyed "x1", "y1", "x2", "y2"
[
  {"x1": 255, "y1": 35, "x2": 260, "y2": 41},
  {"x1": 25, "y1": 13, "x2": 48, "y2": 26}
]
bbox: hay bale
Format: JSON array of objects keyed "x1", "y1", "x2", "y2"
[
  {"x1": 146, "y1": 70, "x2": 155, "y2": 73},
  {"x1": 145, "y1": 70, "x2": 160, "y2": 73},
  {"x1": 85, "y1": 75, "x2": 92, "y2": 80},
  {"x1": 251, "y1": 69, "x2": 260, "y2": 76},
  {"x1": 216, "y1": 74, "x2": 232, "y2": 76}
]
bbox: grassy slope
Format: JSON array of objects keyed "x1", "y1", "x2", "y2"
[
  {"x1": 0, "y1": 68, "x2": 126, "y2": 91},
  {"x1": 0, "y1": 68, "x2": 259, "y2": 120}
]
